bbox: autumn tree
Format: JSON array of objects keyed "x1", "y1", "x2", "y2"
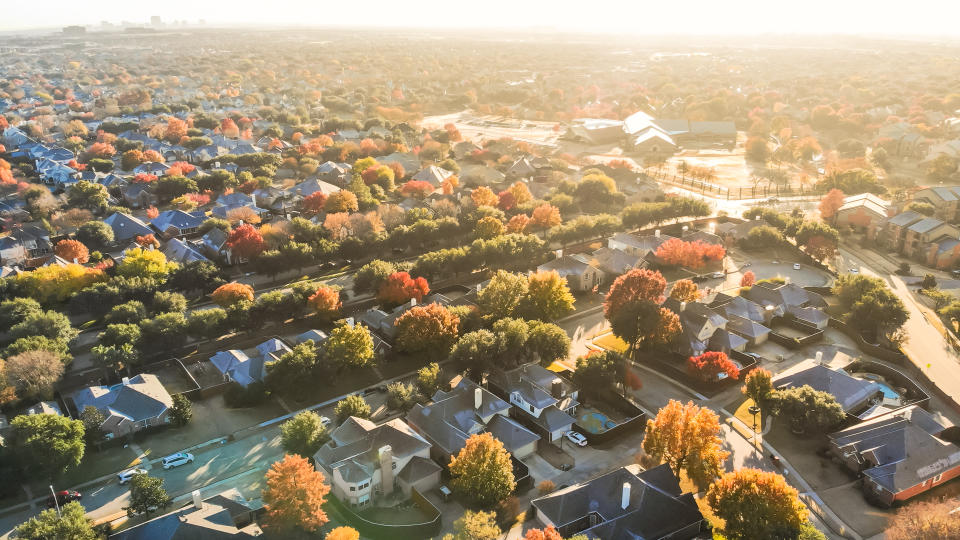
[
  {"x1": 325, "y1": 527, "x2": 360, "y2": 540},
  {"x1": 604, "y1": 268, "x2": 667, "y2": 321},
  {"x1": 212, "y1": 282, "x2": 254, "y2": 307},
  {"x1": 449, "y1": 433, "x2": 516, "y2": 508},
  {"x1": 506, "y1": 214, "x2": 530, "y2": 233},
  {"x1": 669, "y1": 279, "x2": 700, "y2": 302},
  {"x1": 707, "y1": 468, "x2": 809, "y2": 540},
  {"x1": 887, "y1": 500, "x2": 960, "y2": 540},
  {"x1": 377, "y1": 271, "x2": 430, "y2": 306},
  {"x1": 523, "y1": 527, "x2": 563, "y2": 540},
  {"x1": 818, "y1": 188, "x2": 845, "y2": 220},
  {"x1": 325, "y1": 323, "x2": 375, "y2": 369},
  {"x1": 519, "y1": 270, "x2": 576, "y2": 321},
  {"x1": 471, "y1": 186, "x2": 498, "y2": 207},
  {"x1": 740, "y1": 271, "x2": 756, "y2": 287},
  {"x1": 334, "y1": 395, "x2": 371, "y2": 423},
  {"x1": 54, "y1": 239, "x2": 89, "y2": 264},
  {"x1": 477, "y1": 270, "x2": 528, "y2": 320},
  {"x1": 394, "y1": 303, "x2": 460, "y2": 359},
  {"x1": 325, "y1": 190, "x2": 359, "y2": 213},
  {"x1": 262, "y1": 454, "x2": 330, "y2": 535},
  {"x1": 687, "y1": 351, "x2": 740, "y2": 382},
  {"x1": 280, "y1": 411, "x2": 330, "y2": 459},
  {"x1": 642, "y1": 400, "x2": 728, "y2": 490},
  {"x1": 609, "y1": 301, "x2": 681, "y2": 352},
  {"x1": 307, "y1": 286, "x2": 341, "y2": 321},
  {"x1": 400, "y1": 180, "x2": 435, "y2": 199},
  {"x1": 654, "y1": 238, "x2": 726, "y2": 269},
  {"x1": 742, "y1": 368, "x2": 774, "y2": 411},
  {"x1": 117, "y1": 248, "x2": 177, "y2": 280},
  {"x1": 226, "y1": 223, "x2": 266, "y2": 259},
  {"x1": 474, "y1": 215, "x2": 505, "y2": 239},
  {"x1": 443, "y1": 511, "x2": 501, "y2": 540},
  {"x1": 529, "y1": 203, "x2": 562, "y2": 233},
  {"x1": 5, "y1": 350, "x2": 65, "y2": 402}
]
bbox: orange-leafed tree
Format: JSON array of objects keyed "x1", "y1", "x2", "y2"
[
  {"x1": 164, "y1": 117, "x2": 188, "y2": 143},
  {"x1": 378, "y1": 271, "x2": 430, "y2": 307},
  {"x1": 604, "y1": 268, "x2": 667, "y2": 321},
  {"x1": 165, "y1": 161, "x2": 195, "y2": 176},
  {"x1": 212, "y1": 282, "x2": 254, "y2": 307},
  {"x1": 740, "y1": 271, "x2": 756, "y2": 287},
  {"x1": 669, "y1": 279, "x2": 700, "y2": 302},
  {"x1": 449, "y1": 433, "x2": 516, "y2": 508},
  {"x1": 301, "y1": 192, "x2": 328, "y2": 215},
  {"x1": 325, "y1": 190, "x2": 359, "y2": 213},
  {"x1": 325, "y1": 527, "x2": 360, "y2": 540},
  {"x1": 220, "y1": 118, "x2": 239, "y2": 139},
  {"x1": 642, "y1": 400, "x2": 729, "y2": 490},
  {"x1": 226, "y1": 206, "x2": 262, "y2": 225},
  {"x1": 54, "y1": 239, "x2": 89, "y2": 264},
  {"x1": 262, "y1": 454, "x2": 330, "y2": 535},
  {"x1": 506, "y1": 214, "x2": 530, "y2": 233},
  {"x1": 529, "y1": 204, "x2": 561, "y2": 233},
  {"x1": 122, "y1": 149, "x2": 146, "y2": 170},
  {"x1": 818, "y1": 188, "x2": 845, "y2": 220},
  {"x1": 471, "y1": 186, "x2": 498, "y2": 207},
  {"x1": 687, "y1": 351, "x2": 740, "y2": 382},
  {"x1": 706, "y1": 468, "x2": 809, "y2": 540},
  {"x1": 133, "y1": 172, "x2": 157, "y2": 184},
  {"x1": 226, "y1": 224, "x2": 265, "y2": 259},
  {"x1": 308, "y1": 286, "x2": 342, "y2": 321},
  {"x1": 134, "y1": 234, "x2": 158, "y2": 248},
  {"x1": 400, "y1": 180, "x2": 434, "y2": 199},
  {"x1": 508, "y1": 181, "x2": 533, "y2": 205},
  {"x1": 441, "y1": 175, "x2": 458, "y2": 195},
  {"x1": 146, "y1": 205, "x2": 160, "y2": 219},
  {"x1": 523, "y1": 526, "x2": 563, "y2": 540},
  {"x1": 142, "y1": 149, "x2": 164, "y2": 163},
  {"x1": 87, "y1": 142, "x2": 116, "y2": 158},
  {"x1": 654, "y1": 238, "x2": 726, "y2": 269},
  {"x1": 394, "y1": 303, "x2": 460, "y2": 359}
]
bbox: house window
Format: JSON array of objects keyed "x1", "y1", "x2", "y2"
[
  {"x1": 392, "y1": 462, "x2": 397, "y2": 470},
  {"x1": 934, "y1": 473, "x2": 943, "y2": 484},
  {"x1": 350, "y1": 486, "x2": 355, "y2": 492},
  {"x1": 528, "y1": 404, "x2": 535, "y2": 413}
]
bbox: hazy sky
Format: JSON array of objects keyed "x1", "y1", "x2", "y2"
[{"x1": 5, "y1": 0, "x2": 960, "y2": 35}]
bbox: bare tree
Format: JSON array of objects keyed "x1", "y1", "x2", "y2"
[
  {"x1": 887, "y1": 500, "x2": 960, "y2": 540},
  {"x1": 5, "y1": 350, "x2": 64, "y2": 402}
]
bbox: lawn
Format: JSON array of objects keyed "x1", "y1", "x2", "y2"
[{"x1": 593, "y1": 331, "x2": 628, "y2": 354}]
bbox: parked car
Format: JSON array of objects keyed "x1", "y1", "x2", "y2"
[
  {"x1": 710, "y1": 271, "x2": 725, "y2": 278},
  {"x1": 792, "y1": 263, "x2": 801, "y2": 270},
  {"x1": 117, "y1": 468, "x2": 148, "y2": 485},
  {"x1": 161, "y1": 452, "x2": 194, "y2": 470},
  {"x1": 47, "y1": 490, "x2": 81, "y2": 508},
  {"x1": 849, "y1": 267, "x2": 859, "y2": 274},
  {"x1": 319, "y1": 416, "x2": 332, "y2": 427},
  {"x1": 564, "y1": 431, "x2": 588, "y2": 447}
]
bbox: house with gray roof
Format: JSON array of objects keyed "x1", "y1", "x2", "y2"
[
  {"x1": 537, "y1": 254, "x2": 604, "y2": 292},
  {"x1": 487, "y1": 363, "x2": 578, "y2": 444},
  {"x1": 836, "y1": 193, "x2": 890, "y2": 232},
  {"x1": 209, "y1": 338, "x2": 292, "y2": 388},
  {"x1": 314, "y1": 417, "x2": 440, "y2": 508},
  {"x1": 912, "y1": 185, "x2": 960, "y2": 222},
  {"x1": 407, "y1": 380, "x2": 540, "y2": 463},
  {"x1": 110, "y1": 488, "x2": 261, "y2": 539},
  {"x1": 663, "y1": 298, "x2": 746, "y2": 357},
  {"x1": 588, "y1": 247, "x2": 645, "y2": 277},
  {"x1": 70, "y1": 374, "x2": 173, "y2": 439},
  {"x1": 772, "y1": 358, "x2": 883, "y2": 417},
  {"x1": 608, "y1": 231, "x2": 673, "y2": 258},
  {"x1": 162, "y1": 238, "x2": 209, "y2": 264},
  {"x1": 103, "y1": 212, "x2": 154, "y2": 244},
  {"x1": 828, "y1": 405, "x2": 960, "y2": 507},
  {"x1": 411, "y1": 165, "x2": 454, "y2": 187},
  {"x1": 902, "y1": 216, "x2": 960, "y2": 259},
  {"x1": 0, "y1": 225, "x2": 51, "y2": 266},
  {"x1": 531, "y1": 463, "x2": 706, "y2": 539},
  {"x1": 151, "y1": 210, "x2": 206, "y2": 239}
]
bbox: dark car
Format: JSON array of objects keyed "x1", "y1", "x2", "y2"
[{"x1": 46, "y1": 490, "x2": 81, "y2": 508}]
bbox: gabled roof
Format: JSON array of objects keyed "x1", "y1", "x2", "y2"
[
  {"x1": 772, "y1": 358, "x2": 883, "y2": 413},
  {"x1": 294, "y1": 177, "x2": 341, "y2": 197},
  {"x1": 314, "y1": 417, "x2": 431, "y2": 480},
  {"x1": 163, "y1": 238, "x2": 209, "y2": 264},
  {"x1": 538, "y1": 255, "x2": 594, "y2": 278},
  {"x1": 102, "y1": 213, "x2": 154, "y2": 242},
  {"x1": 151, "y1": 210, "x2": 206, "y2": 233},
  {"x1": 72, "y1": 374, "x2": 172, "y2": 423},
  {"x1": 908, "y1": 217, "x2": 947, "y2": 234},
  {"x1": 411, "y1": 165, "x2": 453, "y2": 187},
  {"x1": 110, "y1": 488, "x2": 260, "y2": 540},
  {"x1": 887, "y1": 211, "x2": 924, "y2": 228},
  {"x1": 839, "y1": 193, "x2": 889, "y2": 217}
]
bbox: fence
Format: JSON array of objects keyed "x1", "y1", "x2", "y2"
[
  {"x1": 325, "y1": 488, "x2": 442, "y2": 540},
  {"x1": 633, "y1": 350, "x2": 757, "y2": 398},
  {"x1": 647, "y1": 170, "x2": 825, "y2": 201},
  {"x1": 845, "y1": 358, "x2": 931, "y2": 411},
  {"x1": 574, "y1": 390, "x2": 646, "y2": 445}
]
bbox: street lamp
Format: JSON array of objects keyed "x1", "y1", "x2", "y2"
[
  {"x1": 49, "y1": 485, "x2": 61, "y2": 519},
  {"x1": 748, "y1": 405, "x2": 761, "y2": 452}
]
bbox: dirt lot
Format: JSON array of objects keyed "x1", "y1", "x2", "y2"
[{"x1": 421, "y1": 110, "x2": 561, "y2": 146}]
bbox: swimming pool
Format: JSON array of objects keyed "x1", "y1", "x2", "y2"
[
  {"x1": 577, "y1": 409, "x2": 618, "y2": 434},
  {"x1": 853, "y1": 372, "x2": 903, "y2": 405}
]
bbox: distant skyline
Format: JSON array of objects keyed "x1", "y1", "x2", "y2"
[{"x1": 5, "y1": 0, "x2": 960, "y2": 37}]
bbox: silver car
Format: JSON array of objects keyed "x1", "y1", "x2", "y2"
[
  {"x1": 117, "y1": 468, "x2": 148, "y2": 485},
  {"x1": 161, "y1": 452, "x2": 194, "y2": 470}
]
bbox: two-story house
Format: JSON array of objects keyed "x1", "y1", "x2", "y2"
[
  {"x1": 882, "y1": 211, "x2": 924, "y2": 251},
  {"x1": 902, "y1": 217, "x2": 960, "y2": 259},
  {"x1": 313, "y1": 417, "x2": 441, "y2": 508},
  {"x1": 487, "y1": 363, "x2": 579, "y2": 444},
  {"x1": 536, "y1": 256, "x2": 604, "y2": 292},
  {"x1": 911, "y1": 186, "x2": 960, "y2": 222},
  {"x1": 150, "y1": 210, "x2": 207, "y2": 239}
]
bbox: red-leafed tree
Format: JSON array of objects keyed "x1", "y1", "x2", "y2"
[
  {"x1": 221, "y1": 118, "x2": 239, "y2": 138},
  {"x1": 226, "y1": 223, "x2": 266, "y2": 260},
  {"x1": 165, "y1": 161, "x2": 195, "y2": 176},
  {"x1": 604, "y1": 269, "x2": 667, "y2": 321},
  {"x1": 164, "y1": 117, "x2": 188, "y2": 143},
  {"x1": 740, "y1": 271, "x2": 756, "y2": 287},
  {"x1": 133, "y1": 172, "x2": 157, "y2": 183},
  {"x1": 301, "y1": 192, "x2": 328, "y2": 215},
  {"x1": 146, "y1": 206, "x2": 159, "y2": 219},
  {"x1": 497, "y1": 190, "x2": 516, "y2": 211},
  {"x1": 655, "y1": 238, "x2": 726, "y2": 269},
  {"x1": 400, "y1": 180, "x2": 434, "y2": 199},
  {"x1": 87, "y1": 142, "x2": 116, "y2": 158},
  {"x1": 687, "y1": 351, "x2": 740, "y2": 382},
  {"x1": 818, "y1": 188, "x2": 845, "y2": 220},
  {"x1": 54, "y1": 239, "x2": 89, "y2": 264},
  {"x1": 135, "y1": 234, "x2": 158, "y2": 247},
  {"x1": 378, "y1": 271, "x2": 430, "y2": 306}
]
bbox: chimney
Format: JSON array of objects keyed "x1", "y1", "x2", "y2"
[
  {"x1": 214, "y1": 161, "x2": 220, "y2": 168},
  {"x1": 551, "y1": 379, "x2": 563, "y2": 399},
  {"x1": 654, "y1": 229, "x2": 660, "y2": 238},
  {"x1": 474, "y1": 387, "x2": 482, "y2": 410},
  {"x1": 379, "y1": 445, "x2": 394, "y2": 496},
  {"x1": 621, "y1": 482, "x2": 631, "y2": 510},
  {"x1": 250, "y1": 193, "x2": 257, "y2": 208},
  {"x1": 555, "y1": 249, "x2": 563, "y2": 258},
  {"x1": 345, "y1": 317, "x2": 355, "y2": 328},
  {"x1": 784, "y1": 276, "x2": 791, "y2": 285},
  {"x1": 679, "y1": 301, "x2": 687, "y2": 312},
  {"x1": 122, "y1": 376, "x2": 130, "y2": 385},
  {"x1": 408, "y1": 297, "x2": 417, "y2": 308},
  {"x1": 191, "y1": 489, "x2": 203, "y2": 510},
  {"x1": 682, "y1": 225, "x2": 689, "y2": 233},
  {"x1": 815, "y1": 351, "x2": 823, "y2": 364}
]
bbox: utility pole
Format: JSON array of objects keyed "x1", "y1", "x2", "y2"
[{"x1": 49, "y1": 485, "x2": 61, "y2": 519}]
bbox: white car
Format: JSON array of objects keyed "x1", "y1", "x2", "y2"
[
  {"x1": 564, "y1": 431, "x2": 588, "y2": 447},
  {"x1": 161, "y1": 452, "x2": 194, "y2": 470},
  {"x1": 319, "y1": 416, "x2": 332, "y2": 427},
  {"x1": 793, "y1": 263, "x2": 801, "y2": 270},
  {"x1": 117, "y1": 468, "x2": 148, "y2": 485},
  {"x1": 849, "y1": 268, "x2": 859, "y2": 274},
  {"x1": 710, "y1": 271, "x2": 725, "y2": 278}
]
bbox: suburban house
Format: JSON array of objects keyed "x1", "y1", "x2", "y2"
[
  {"x1": 881, "y1": 211, "x2": 924, "y2": 251},
  {"x1": 925, "y1": 235, "x2": 960, "y2": 269},
  {"x1": 313, "y1": 417, "x2": 442, "y2": 508},
  {"x1": 0, "y1": 225, "x2": 52, "y2": 266},
  {"x1": 411, "y1": 165, "x2": 454, "y2": 187},
  {"x1": 150, "y1": 210, "x2": 206, "y2": 239},
  {"x1": 911, "y1": 186, "x2": 960, "y2": 222},
  {"x1": 293, "y1": 177, "x2": 342, "y2": 198},
  {"x1": 608, "y1": 231, "x2": 673, "y2": 260},
  {"x1": 741, "y1": 280, "x2": 829, "y2": 329},
  {"x1": 588, "y1": 247, "x2": 645, "y2": 277},
  {"x1": 487, "y1": 363, "x2": 579, "y2": 444},
  {"x1": 121, "y1": 183, "x2": 158, "y2": 209},
  {"x1": 102, "y1": 212, "x2": 155, "y2": 244},
  {"x1": 828, "y1": 405, "x2": 960, "y2": 506},
  {"x1": 772, "y1": 358, "x2": 884, "y2": 418},
  {"x1": 835, "y1": 193, "x2": 891, "y2": 231},
  {"x1": 200, "y1": 227, "x2": 232, "y2": 263},
  {"x1": 663, "y1": 297, "x2": 747, "y2": 357},
  {"x1": 70, "y1": 374, "x2": 174, "y2": 439},
  {"x1": 716, "y1": 219, "x2": 769, "y2": 244},
  {"x1": 530, "y1": 464, "x2": 706, "y2": 539},
  {"x1": 109, "y1": 488, "x2": 261, "y2": 539},
  {"x1": 536, "y1": 254, "x2": 604, "y2": 292},
  {"x1": 901, "y1": 217, "x2": 960, "y2": 259},
  {"x1": 162, "y1": 238, "x2": 209, "y2": 264},
  {"x1": 209, "y1": 338, "x2": 292, "y2": 388},
  {"x1": 406, "y1": 380, "x2": 541, "y2": 463}
]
